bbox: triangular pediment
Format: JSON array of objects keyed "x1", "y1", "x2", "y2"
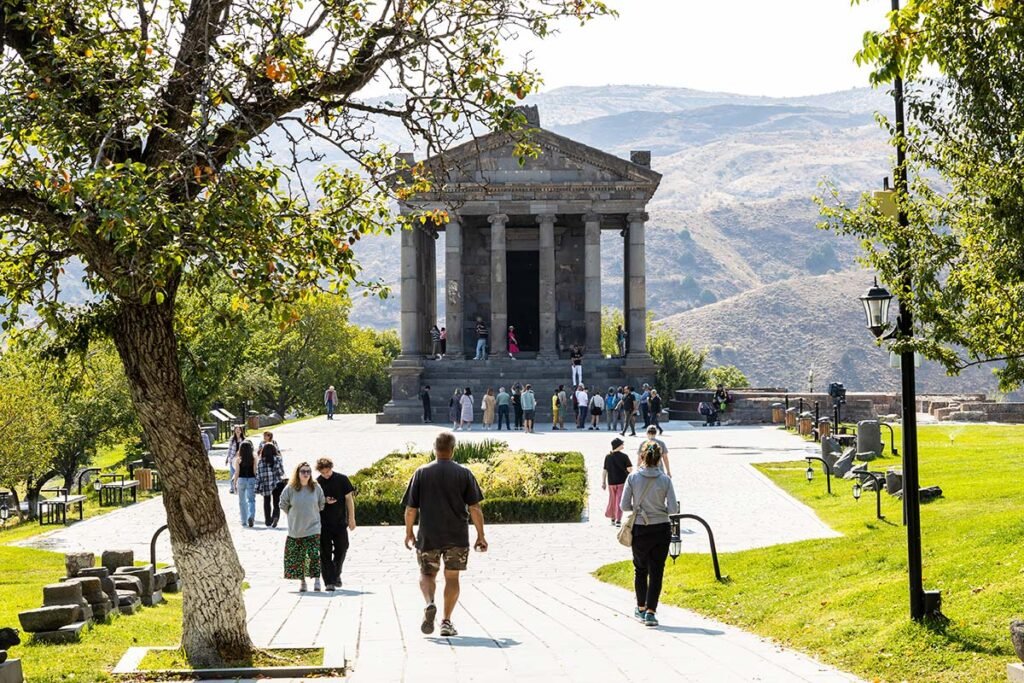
[{"x1": 420, "y1": 128, "x2": 661, "y2": 193}]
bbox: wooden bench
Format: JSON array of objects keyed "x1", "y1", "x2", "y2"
[
  {"x1": 38, "y1": 489, "x2": 87, "y2": 525},
  {"x1": 96, "y1": 475, "x2": 140, "y2": 506}
]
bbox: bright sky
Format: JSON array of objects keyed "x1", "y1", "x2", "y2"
[{"x1": 513, "y1": 0, "x2": 892, "y2": 97}]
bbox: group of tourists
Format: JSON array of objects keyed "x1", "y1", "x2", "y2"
[{"x1": 227, "y1": 425, "x2": 356, "y2": 592}]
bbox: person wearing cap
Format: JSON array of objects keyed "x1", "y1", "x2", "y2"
[
  {"x1": 637, "y1": 425, "x2": 671, "y2": 477},
  {"x1": 602, "y1": 438, "x2": 633, "y2": 527}
]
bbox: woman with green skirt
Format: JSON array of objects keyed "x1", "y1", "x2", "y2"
[{"x1": 280, "y1": 461, "x2": 326, "y2": 592}]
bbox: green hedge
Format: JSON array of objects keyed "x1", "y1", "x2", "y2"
[{"x1": 353, "y1": 450, "x2": 587, "y2": 525}]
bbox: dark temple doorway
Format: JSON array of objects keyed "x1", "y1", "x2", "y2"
[{"x1": 507, "y1": 250, "x2": 540, "y2": 352}]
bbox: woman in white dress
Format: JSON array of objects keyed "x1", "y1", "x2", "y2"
[{"x1": 459, "y1": 386, "x2": 475, "y2": 431}]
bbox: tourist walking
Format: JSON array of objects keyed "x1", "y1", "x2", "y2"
[
  {"x1": 448, "y1": 389, "x2": 462, "y2": 430},
  {"x1": 638, "y1": 426, "x2": 671, "y2": 477},
  {"x1": 557, "y1": 384, "x2": 568, "y2": 431},
  {"x1": 316, "y1": 458, "x2": 355, "y2": 591},
  {"x1": 258, "y1": 431, "x2": 279, "y2": 457},
  {"x1": 620, "y1": 442, "x2": 677, "y2": 627},
  {"x1": 430, "y1": 324, "x2": 442, "y2": 360},
  {"x1": 459, "y1": 387, "x2": 475, "y2": 430},
  {"x1": 507, "y1": 326, "x2": 519, "y2": 360},
  {"x1": 618, "y1": 386, "x2": 638, "y2": 437},
  {"x1": 473, "y1": 317, "x2": 488, "y2": 360},
  {"x1": 551, "y1": 388, "x2": 561, "y2": 430},
  {"x1": 570, "y1": 344, "x2": 584, "y2": 386},
  {"x1": 280, "y1": 461, "x2": 326, "y2": 592},
  {"x1": 521, "y1": 384, "x2": 537, "y2": 433},
  {"x1": 496, "y1": 387, "x2": 511, "y2": 430},
  {"x1": 324, "y1": 385, "x2": 337, "y2": 420},
  {"x1": 421, "y1": 385, "x2": 432, "y2": 424},
  {"x1": 649, "y1": 389, "x2": 665, "y2": 435},
  {"x1": 512, "y1": 384, "x2": 524, "y2": 430},
  {"x1": 256, "y1": 441, "x2": 286, "y2": 527},
  {"x1": 482, "y1": 388, "x2": 496, "y2": 430},
  {"x1": 575, "y1": 384, "x2": 590, "y2": 429},
  {"x1": 639, "y1": 384, "x2": 652, "y2": 428},
  {"x1": 603, "y1": 438, "x2": 633, "y2": 526},
  {"x1": 233, "y1": 440, "x2": 258, "y2": 527},
  {"x1": 605, "y1": 388, "x2": 618, "y2": 431},
  {"x1": 616, "y1": 324, "x2": 627, "y2": 358},
  {"x1": 589, "y1": 391, "x2": 604, "y2": 430},
  {"x1": 226, "y1": 424, "x2": 246, "y2": 494},
  {"x1": 403, "y1": 432, "x2": 487, "y2": 638},
  {"x1": 439, "y1": 327, "x2": 447, "y2": 357}
]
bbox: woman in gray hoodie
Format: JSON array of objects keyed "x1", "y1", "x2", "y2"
[
  {"x1": 620, "y1": 442, "x2": 677, "y2": 627},
  {"x1": 280, "y1": 461, "x2": 326, "y2": 592}
]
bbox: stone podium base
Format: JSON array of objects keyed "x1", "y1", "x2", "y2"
[
  {"x1": 1008, "y1": 663, "x2": 1024, "y2": 682},
  {"x1": 0, "y1": 659, "x2": 23, "y2": 683}
]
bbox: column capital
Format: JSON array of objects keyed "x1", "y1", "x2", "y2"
[
  {"x1": 536, "y1": 213, "x2": 557, "y2": 225},
  {"x1": 627, "y1": 211, "x2": 649, "y2": 224},
  {"x1": 488, "y1": 213, "x2": 509, "y2": 226},
  {"x1": 583, "y1": 212, "x2": 602, "y2": 224}
]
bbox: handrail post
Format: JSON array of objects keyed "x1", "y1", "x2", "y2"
[{"x1": 670, "y1": 513, "x2": 724, "y2": 582}]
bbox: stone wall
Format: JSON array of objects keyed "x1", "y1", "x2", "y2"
[{"x1": 668, "y1": 389, "x2": 901, "y2": 423}]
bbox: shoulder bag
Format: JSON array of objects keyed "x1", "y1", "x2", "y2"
[{"x1": 617, "y1": 476, "x2": 656, "y2": 547}]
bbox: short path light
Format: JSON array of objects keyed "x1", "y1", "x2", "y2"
[
  {"x1": 0, "y1": 500, "x2": 10, "y2": 525},
  {"x1": 852, "y1": 471, "x2": 885, "y2": 520},
  {"x1": 805, "y1": 465, "x2": 814, "y2": 482},
  {"x1": 805, "y1": 456, "x2": 833, "y2": 494},
  {"x1": 669, "y1": 520, "x2": 682, "y2": 561},
  {"x1": 860, "y1": 278, "x2": 893, "y2": 338},
  {"x1": 852, "y1": 481, "x2": 863, "y2": 501}
]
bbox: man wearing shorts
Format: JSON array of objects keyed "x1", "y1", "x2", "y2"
[{"x1": 402, "y1": 432, "x2": 487, "y2": 637}]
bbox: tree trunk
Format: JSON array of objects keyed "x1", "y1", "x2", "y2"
[{"x1": 111, "y1": 301, "x2": 252, "y2": 667}]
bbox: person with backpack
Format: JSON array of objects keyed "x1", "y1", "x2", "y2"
[
  {"x1": 603, "y1": 438, "x2": 633, "y2": 527},
  {"x1": 324, "y1": 385, "x2": 337, "y2": 420},
  {"x1": 605, "y1": 387, "x2": 618, "y2": 431},
  {"x1": 620, "y1": 441, "x2": 677, "y2": 627},
  {"x1": 589, "y1": 391, "x2": 604, "y2": 430},
  {"x1": 256, "y1": 441, "x2": 287, "y2": 527},
  {"x1": 556, "y1": 384, "x2": 568, "y2": 431}
]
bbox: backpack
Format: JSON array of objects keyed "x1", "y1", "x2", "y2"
[{"x1": 698, "y1": 401, "x2": 713, "y2": 416}]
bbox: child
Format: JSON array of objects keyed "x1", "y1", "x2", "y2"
[{"x1": 602, "y1": 438, "x2": 633, "y2": 527}]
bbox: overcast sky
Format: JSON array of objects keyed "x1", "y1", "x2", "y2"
[{"x1": 511, "y1": 0, "x2": 892, "y2": 97}]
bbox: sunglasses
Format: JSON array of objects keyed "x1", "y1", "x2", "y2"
[{"x1": 299, "y1": 469, "x2": 312, "y2": 474}]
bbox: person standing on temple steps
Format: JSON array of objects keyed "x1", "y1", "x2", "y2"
[
  {"x1": 421, "y1": 385, "x2": 432, "y2": 424},
  {"x1": 570, "y1": 343, "x2": 584, "y2": 386},
  {"x1": 507, "y1": 325, "x2": 519, "y2": 360},
  {"x1": 473, "y1": 317, "x2": 488, "y2": 360},
  {"x1": 429, "y1": 324, "x2": 442, "y2": 360}
]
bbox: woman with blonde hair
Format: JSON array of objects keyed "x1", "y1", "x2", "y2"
[
  {"x1": 280, "y1": 461, "x2": 326, "y2": 592},
  {"x1": 482, "y1": 388, "x2": 496, "y2": 430}
]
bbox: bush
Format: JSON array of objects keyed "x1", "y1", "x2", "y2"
[
  {"x1": 708, "y1": 365, "x2": 750, "y2": 389},
  {"x1": 352, "y1": 449, "x2": 586, "y2": 525}
]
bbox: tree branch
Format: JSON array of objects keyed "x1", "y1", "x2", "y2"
[{"x1": 0, "y1": 186, "x2": 69, "y2": 231}]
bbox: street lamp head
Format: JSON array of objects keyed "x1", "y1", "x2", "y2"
[
  {"x1": 0, "y1": 503, "x2": 9, "y2": 523},
  {"x1": 853, "y1": 482, "x2": 863, "y2": 501},
  {"x1": 805, "y1": 465, "x2": 814, "y2": 482},
  {"x1": 669, "y1": 526, "x2": 682, "y2": 561},
  {"x1": 860, "y1": 278, "x2": 893, "y2": 338}
]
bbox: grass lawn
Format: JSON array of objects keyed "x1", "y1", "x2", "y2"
[
  {"x1": 0, "y1": 545, "x2": 182, "y2": 683},
  {"x1": 138, "y1": 646, "x2": 322, "y2": 670},
  {"x1": 595, "y1": 424, "x2": 1024, "y2": 682}
]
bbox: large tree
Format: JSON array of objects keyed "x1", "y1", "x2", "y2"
[
  {"x1": 0, "y1": 0, "x2": 611, "y2": 665},
  {"x1": 820, "y1": 0, "x2": 1024, "y2": 390}
]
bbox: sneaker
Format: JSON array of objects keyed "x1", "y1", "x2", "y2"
[
  {"x1": 271, "y1": 512, "x2": 279, "y2": 528},
  {"x1": 421, "y1": 604, "x2": 437, "y2": 634},
  {"x1": 615, "y1": 520, "x2": 622, "y2": 528},
  {"x1": 440, "y1": 619, "x2": 458, "y2": 637},
  {"x1": 634, "y1": 607, "x2": 645, "y2": 621},
  {"x1": 314, "y1": 578, "x2": 321, "y2": 591},
  {"x1": 299, "y1": 580, "x2": 307, "y2": 592},
  {"x1": 326, "y1": 584, "x2": 335, "y2": 592},
  {"x1": 247, "y1": 517, "x2": 254, "y2": 528},
  {"x1": 644, "y1": 611, "x2": 659, "y2": 627}
]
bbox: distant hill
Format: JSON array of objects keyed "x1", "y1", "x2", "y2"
[{"x1": 655, "y1": 270, "x2": 1001, "y2": 394}]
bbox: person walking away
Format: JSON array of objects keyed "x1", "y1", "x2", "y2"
[
  {"x1": 507, "y1": 326, "x2": 519, "y2": 360},
  {"x1": 520, "y1": 384, "x2": 537, "y2": 433},
  {"x1": 258, "y1": 431, "x2": 280, "y2": 457},
  {"x1": 638, "y1": 426, "x2": 671, "y2": 477},
  {"x1": 512, "y1": 384, "x2": 524, "y2": 431},
  {"x1": 473, "y1": 317, "x2": 488, "y2": 360},
  {"x1": 256, "y1": 441, "x2": 286, "y2": 527},
  {"x1": 439, "y1": 327, "x2": 447, "y2": 357},
  {"x1": 639, "y1": 384, "x2": 652, "y2": 428},
  {"x1": 616, "y1": 324, "x2": 627, "y2": 358},
  {"x1": 421, "y1": 385, "x2": 432, "y2": 424},
  {"x1": 430, "y1": 324, "x2": 442, "y2": 360},
  {"x1": 226, "y1": 424, "x2": 246, "y2": 494},
  {"x1": 556, "y1": 384, "x2": 568, "y2": 431},
  {"x1": 570, "y1": 344, "x2": 584, "y2": 386},
  {"x1": 280, "y1": 462, "x2": 326, "y2": 592},
  {"x1": 233, "y1": 440, "x2": 258, "y2": 527},
  {"x1": 649, "y1": 389, "x2": 665, "y2": 435},
  {"x1": 589, "y1": 391, "x2": 604, "y2": 430},
  {"x1": 621, "y1": 442, "x2": 677, "y2": 627},
  {"x1": 618, "y1": 386, "x2": 638, "y2": 437},
  {"x1": 575, "y1": 384, "x2": 590, "y2": 430},
  {"x1": 448, "y1": 389, "x2": 461, "y2": 430},
  {"x1": 551, "y1": 388, "x2": 561, "y2": 430},
  {"x1": 605, "y1": 388, "x2": 618, "y2": 431},
  {"x1": 324, "y1": 385, "x2": 337, "y2": 420},
  {"x1": 403, "y1": 432, "x2": 487, "y2": 638},
  {"x1": 603, "y1": 438, "x2": 633, "y2": 527},
  {"x1": 496, "y1": 387, "x2": 511, "y2": 431},
  {"x1": 459, "y1": 387, "x2": 475, "y2": 431},
  {"x1": 482, "y1": 388, "x2": 496, "y2": 431},
  {"x1": 316, "y1": 458, "x2": 355, "y2": 591}
]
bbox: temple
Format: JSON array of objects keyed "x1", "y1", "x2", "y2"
[{"x1": 378, "y1": 106, "x2": 662, "y2": 423}]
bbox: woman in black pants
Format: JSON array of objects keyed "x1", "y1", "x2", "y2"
[
  {"x1": 256, "y1": 442, "x2": 286, "y2": 527},
  {"x1": 620, "y1": 442, "x2": 677, "y2": 627},
  {"x1": 512, "y1": 383, "x2": 524, "y2": 431}
]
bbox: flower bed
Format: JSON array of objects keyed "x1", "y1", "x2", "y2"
[{"x1": 351, "y1": 440, "x2": 587, "y2": 524}]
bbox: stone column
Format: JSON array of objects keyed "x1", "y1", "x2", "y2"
[
  {"x1": 488, "y1": 213, "x2": 509, "y2": 357},
  {"x1": 399, "y1": 225, "x2": 422, "y2": 357},
  {"x1": 623, "y1": 224, "x2": 631, "y2": 349},
  {"x1": 584, "y1": 212, "x2": 602, "y2": 357},
  {"x1": 626, "y1": 211, "x2": 649, "y2": 357},
  {"x1": 537, "y1": 213, "x2": 557, "y2": 358},
  {"x1": 420, "y1": 227, "x2": 437, "y2": 351},
  {"x1": 444, "y1": 217, "x2": 464, "y2": 358}
]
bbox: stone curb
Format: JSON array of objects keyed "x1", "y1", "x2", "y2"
[{"x1": 113, "y1": 646, "x2": 346, "y2": 680}]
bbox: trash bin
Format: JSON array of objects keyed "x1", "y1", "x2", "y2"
[
  {"x1": 247, "y1": 414, "x2": 261, "y2": 430},
  {"x1": 136, "y1": 468, "x2": 153, "y2": 491},
  {"x1": 818, "y1": 417, "x2": 832, "y2": 439},
  {"x1": 785, "y1": 407, "x2": 798, "y2": 430},
  {"x1": 797, "y1": 412, "x2": 814, "y2": 436},
  {"x1": 857, "y1": 420, "x2": 882, "y2": 460},
  {"x1": 771, "y1": 403, "x2": 785, "y2": 424}
]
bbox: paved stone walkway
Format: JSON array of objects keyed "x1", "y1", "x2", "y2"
[{"x1": 21, "y1": 415, "x2": 858, "y2": 682}]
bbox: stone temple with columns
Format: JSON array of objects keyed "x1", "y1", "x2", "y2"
[{"x1": 378, "y1": 106, "x2": 661, "y2": 424}]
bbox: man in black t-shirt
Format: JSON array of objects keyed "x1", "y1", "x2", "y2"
[
  {"x1": 402, "y1": 432, "x2": 487, "y2": 638},
  {"x1": 316, "y1": 458, "x2": 356, "y2": 591},
  {"x1": 618, "y1": 386, "x2": 638, "y2": 437},
  {"x1": 570, "y1": 344, "x2": 584, "y2": 386},
  {"x1": 602, "y1": 437, "x2": 633, "y2": 526},
  {"x1": 420, "y1": 385, "x2": 432, "y2": 424},
  {"x1": 473, "y1": 317, "x2": 488, "y2": 360}
]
